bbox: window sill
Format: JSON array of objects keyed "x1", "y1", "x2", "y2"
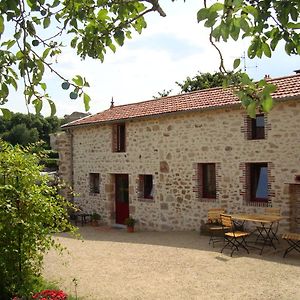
[
  {"x1": 199, "y1": 197, "x2": 216, "y2": 203},
  {"x1": 245, "y1": 201, "x2": 269, "y2": 207},
  {"x1": 247, "y1": 138, "x2": 266, "y2": 141},
  {"x1": 89, "y1": 192, "x2": 100, "y2": 196},
  {"x1": 138, "y1": 197, "x2": 155, "y2": 203}
]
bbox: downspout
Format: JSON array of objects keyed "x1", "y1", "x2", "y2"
[{"x1": 67, "y1": 128, "x2": 74, "y2": 203}]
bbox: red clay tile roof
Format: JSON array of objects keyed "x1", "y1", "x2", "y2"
[{"x1": 63, "y1": 74, "x2": 300, "y2": 128}]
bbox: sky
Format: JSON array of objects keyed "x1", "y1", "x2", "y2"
[{"x1": 5, "y1": 0, "x2": 300, "y2": 117}]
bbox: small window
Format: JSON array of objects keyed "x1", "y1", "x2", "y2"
[
  {"x1": 202, "y1": 163, "x2": 216, "y2": 198},
  {"x1": 139, "y1": 175, "x2": 153, "y2": 199},
  {"x1": 89, "y1": 173, "x2": 100, "y2": 194},
  {"x1": 249, "y1": 163, "x2": 268, "y2": 202},
  {"x1": 251, "y1": 114, "x2": 265, "y2": 139},
  {"x1": 113, "y1": 123, "x2": 126, "y2": 152}
]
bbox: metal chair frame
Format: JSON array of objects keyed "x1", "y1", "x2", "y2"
[
  {"x1": 282, "y1": 233, "x2": 300, "y2": 258},
  {"x1": 220, "y1": 214, "x2": 250, "y2": 257},
  {"x1": 256, "y1": 207, "x2": 281, "y2": 244}
]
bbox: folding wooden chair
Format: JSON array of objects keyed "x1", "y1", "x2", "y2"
[
  {"x1": 282, "y1": 233, "x2": 300, "y2": 258},
  {"x1": 207, "y1": 208, "x2": 226, "y2": 247},
  {"x1": 220, "y1": 214, "x2": 250, "y2": 257}
]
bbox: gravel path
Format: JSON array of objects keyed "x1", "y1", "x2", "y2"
[{"x1": 43, "y1": 226, "x2": 300, "y2": 300}]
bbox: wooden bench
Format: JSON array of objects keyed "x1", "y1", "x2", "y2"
[{"x1": 282, "y1": 232, "x2": 300, "y2": 257}]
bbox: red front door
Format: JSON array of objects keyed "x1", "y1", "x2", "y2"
[{"x1": 115, "y1": 174, "x2": 129, "y2": 224}]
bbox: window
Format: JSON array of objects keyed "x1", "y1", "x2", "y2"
[
  {"x1": 202, "y1": 163, "x2": 216, "y2": 199},
  {"x1": 249, "y1": 163, "x2": 268, "y2": 202},
  {"x1": 251, "y1": 114, "x2": 265, "y2": 139},
  {"x1": 139, "y1": 175, "x2": 153, "y2": 199},
  {"x1": 89, "y1": 173, "x2": 100, "y2": 194},
  {"x1": 113, "y1": 123, "x2": 126, "y2": 152}
]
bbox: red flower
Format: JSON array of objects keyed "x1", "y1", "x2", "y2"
[{"x1": 32, "y1": 290, "x2": 68, "y2": 300}]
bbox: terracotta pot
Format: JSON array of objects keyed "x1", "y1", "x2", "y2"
[
  {"x1": 127, "y1": 226, "x2": 134, "y2": 233},
  {"x1": 91, "y1": 220, "x2": 99, "y2": 226}
]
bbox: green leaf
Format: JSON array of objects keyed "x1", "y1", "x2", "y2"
[
  {"x1": 40, "y1": 83, "x2": 47, "y2": 91},
  {"x1": 209, "y1": 3, "x2": 224, "y2": 12},
  {"x1": 240, "y1": 18, "x2": 250, "y2": 33},
  {"x1": 290, "y1": 7, "x2": 298, "y2": 22},
  {"x1": 108, "y1": 43, "x2": 116, "y2": 53},
  {"x1": 42, "y1": 48, "x2": 51, "y2": 59},
  {"x1": 72, "y1": 75, "x2": 83, "y2": 87},
  {"x1": 0, "y1": 83, "x2": 9, "y2": 99},
  {"x1": 204, "y1": 12, "x2": 218, "y2": 27},
  {"x1": 230, "y1": 24, "x2": 240, "y2": 41},
  {"x1": 70, "y1": 37, "x2": 78, "y2": 49},
  {"x1": 233, "y1": 58, "x2": 241, "y2": 69},
  {"x1": 7, "y1": 40, "x2": 16, "y2": 49},
  {"x1": 270, "y1": 36, "x2": 280, "y2": 51},
  {"x1": 246, "y1": 101, "x2": 257, "y2": 118},
  {"x1": 26, "y1": 20, "x2": 36, "y2": 36},
  {"x1": 47, "y1": 99, "x2": 56, "y2": 116},
  {"x1": 263, "y1": 83, "x2": 277, "y2": 94},
  {"x1": 0, "y1": 15, "x2": 4, "y2": 34},
  {"x1": 244, "y1": 6, "x2": 258, "y2": 19},
  {"x1": 83, "y1": 93, "x2": 91, "y2": 111},
  {"x1": 114, "y1": 30, "x2": 125, "y2": 46},
  {"x1": 43, "y1": 17, "x2": 51, "y2": 29},
  {"x1": 0, "y1": 108, "x2": 11, "y2": 120},
  {"x1": 97, "y1": 9, "x2": 108, "y2": 20},
  {"x1": 197, "y1": 8, "x2": 209, "y2": 22},
  {"x1": 33, "y1": 99, "x2": 43, "y2": 114},
  {"x1": 261, "y1": 95, "x2": 273, "y2": 112},
  {"x1": 287, "y1": 22, "x2": 300, "y2": 29},
  {"x1": 262, "y1": 43, "x2": 271, "y2": 58}
]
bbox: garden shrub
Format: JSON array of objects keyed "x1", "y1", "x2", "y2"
[{"x1": 0, "y1": 141, "x2": 77, "y2": 299}]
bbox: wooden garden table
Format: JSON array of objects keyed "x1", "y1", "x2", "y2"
[{"x1": 231, "y1": 214, "x2": 286, "y2": 255}]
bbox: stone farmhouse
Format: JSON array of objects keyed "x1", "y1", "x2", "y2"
[{"x1": 56, "y1": 73, "x2": 300, "y2": 233}]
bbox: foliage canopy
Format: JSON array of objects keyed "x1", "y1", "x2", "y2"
[
  {"x1": 0, "y1": 112, "x2": 62, "y2": 147},
  {"x1": 0, "y1": 0, "x2": 299, "y2": 118}
]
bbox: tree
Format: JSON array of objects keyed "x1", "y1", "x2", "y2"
[
  {"x1": 0, "y1": 1, "x2": 299, "y2": 118},
  {"x1": 0, "y1": 112, "x2": 62, "y2": 147},
  {"x1": 153, "y1": 89, "x2": 173, "y2": 99},
  {"x1": 176, "y1": 71, "x2": 242, "y2": 93},
  {"x1": 153, "y1": 71, "x2": 242, "y2": 97},
  {"x1": 0, "y1": 141, "x2": 77, "y2": 298},
  {"x1": 2, "y1": 123, "x2": 40, "y2": 145}
]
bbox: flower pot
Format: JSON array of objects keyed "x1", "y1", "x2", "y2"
[
  {"x1": 127, "y1": 226, "x2": 134, "y2": 233},
  {"x1": 91, "y1": 220, "x2": 99, "y2": 226}
]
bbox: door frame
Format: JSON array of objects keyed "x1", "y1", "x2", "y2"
[{"x1": 114, "y1": 174, "x2": 129, "y2": 225}]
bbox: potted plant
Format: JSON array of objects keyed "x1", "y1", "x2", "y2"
[
  {"x1": 91, "y1": 212, "x2": 101, "y2": 226},
  {"x1": 124, "y1": 216, "x2": 136, "y2": 233}
]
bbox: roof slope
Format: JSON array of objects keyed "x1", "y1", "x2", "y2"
[{"x1": 63, "y1": 74, "x2": 300, "y2": 128}]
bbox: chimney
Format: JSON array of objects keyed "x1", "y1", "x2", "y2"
[
  {"x1": 110, "y1": 97, "x2": 114, "y2": 109},
  {"x1": 264, "y1": 74, "x2": 271, "y2": 79}
]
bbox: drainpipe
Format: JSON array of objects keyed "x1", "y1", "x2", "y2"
[{"x1": 67, "y1": 128, "x2": 74, "y2": 203}]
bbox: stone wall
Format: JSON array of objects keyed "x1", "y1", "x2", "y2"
[
  {"x1": 50, "y1": 131, "x2": 73, "y2": 201},
  {"x1": 61, "y1": 100, "x2": 300, "y2": 232}
]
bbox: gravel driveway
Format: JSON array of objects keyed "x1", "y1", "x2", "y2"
[{"x1": 43, "y1": 226, "x2": 300, "y2": 300}]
